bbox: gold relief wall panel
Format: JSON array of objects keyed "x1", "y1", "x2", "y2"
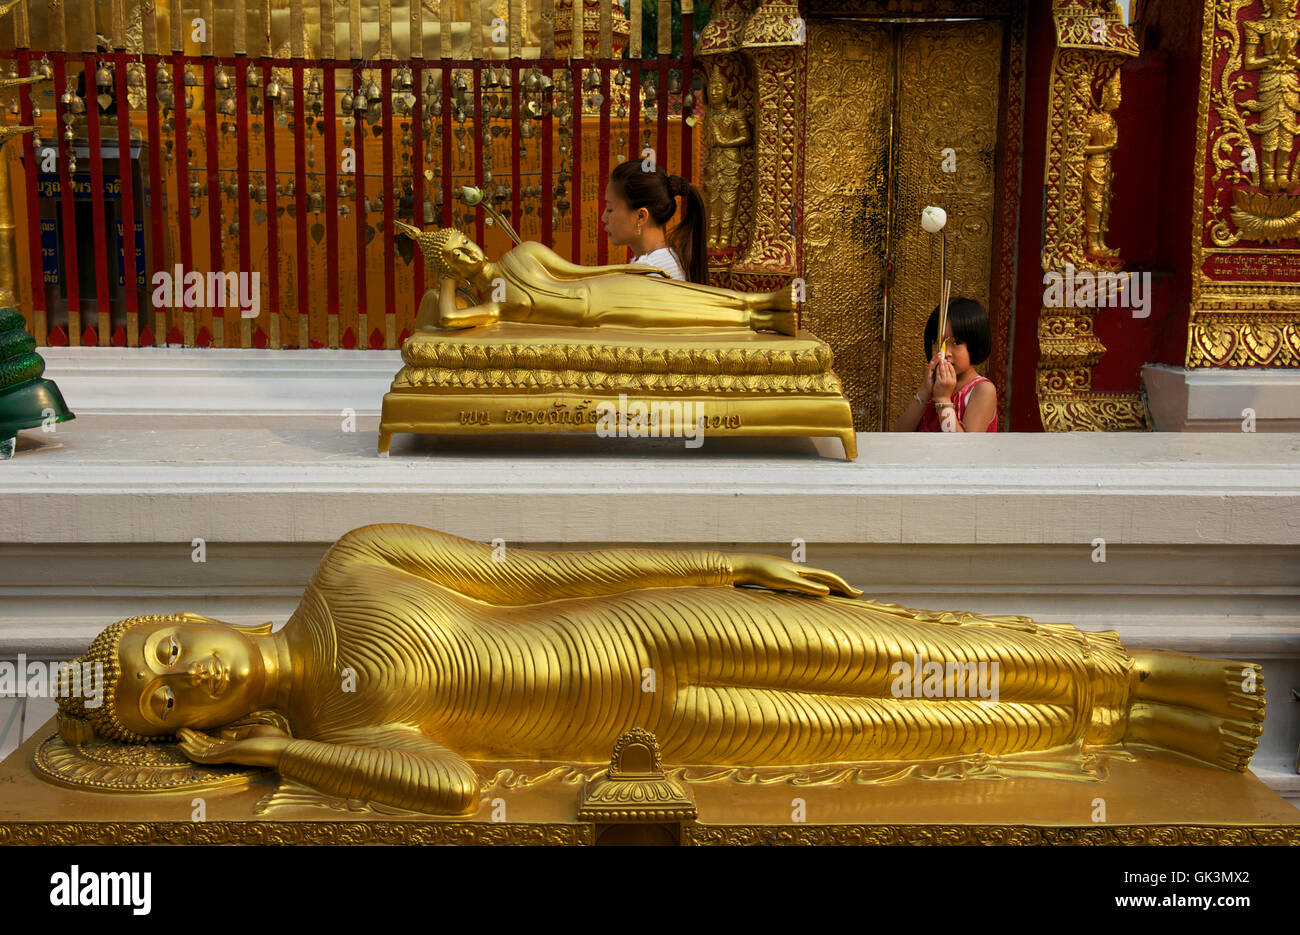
[
  {"x1": 802, "y1": 20, "x2": 892, "y2": 431},
  {"x1": 888, "y1": 21, "x2": 1002, "y2": 430},
  {"x1": 803, "y1": 18, "x2": 1003, "y2": 431},
  {"x1": 1189, "y1": 0, "x2": 1300, "y2": 369}
]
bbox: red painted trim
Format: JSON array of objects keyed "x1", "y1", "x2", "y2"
[
  {"x1": 597, "y1": 63, "x2": 610, "y2": 265},
  {"x1": 382, "y1": 65, "x2": 395, "y2": 337},
  {"x1": 411, "y1": 61, "x2": 424, "y2": 301},
  {"x1": 203, "y1": 58, "x2": 222, "y2": 334},
  {"x1": 323, "y1": 62, "x2": 339, "y2": 331},
  {"x1": 541, "y1": 61, "x2": 553, "y2": 244},
  {"x1": 262, "y1": 61, "x2": 281, "y2": 331},
  {"x1": 54, "y1": 57, "x2": 81, "y2": 344},
  {"x1": 114, "y1": 52, "x2": 138, "y2": 345},
  {"x1": 571, "y1": 61, "x2": 582, "y2": 261},
  {"x1": 235, "y1": 57, "x2": 251, "y2": 338},
  {"x1": 173, "y1": 57, "x2": 194, "y2": 342},
  {"x1": 292, "y1": 59, "x2": 308, "y2": 345}
]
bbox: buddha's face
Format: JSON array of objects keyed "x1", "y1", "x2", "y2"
[
  {"x1": 441, "y1": 233, "x2": 486, "y2": 277},
  {"x1": 113, "y1": 620, "x2": 266, "y2": 737}
]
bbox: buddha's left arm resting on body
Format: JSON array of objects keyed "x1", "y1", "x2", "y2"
[
  {"x1": 180, "y1": 725, "x2": 480, "y2": 815},
  {"x1": 326, "y1": 523, "x2": 862, "y2": 605}
]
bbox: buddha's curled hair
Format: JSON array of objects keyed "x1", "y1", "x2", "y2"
[{"x1": 56, "y1": 614, "x2": 177, "y2": 745}]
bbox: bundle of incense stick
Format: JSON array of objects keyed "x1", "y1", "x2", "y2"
[{"x1": 937, "y1": 278, "x2": 952, "y2": 357}]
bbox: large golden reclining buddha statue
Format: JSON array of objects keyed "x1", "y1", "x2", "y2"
[{"x1": 54, "y1": 525, "x2": 1266, "y2": 816}]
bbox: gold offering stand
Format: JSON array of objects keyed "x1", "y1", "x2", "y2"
[{"x1": 378, "y1": 321, "x2": 858, "y2": 459}]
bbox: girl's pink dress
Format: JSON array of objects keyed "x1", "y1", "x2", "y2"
[{"x1": 917, "y1": 375, "x2": 999, "y2": 432}]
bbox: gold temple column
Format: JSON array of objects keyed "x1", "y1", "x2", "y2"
[
  {"x1": 731, "y1": 0, "x2": 801, "y2": 287},
  {"x1": 0, "y1": 126, "x2": 37, "y2": 309},
  {"x1": 1036, "y1": 0, "x2": 1147, "y2": 431}
]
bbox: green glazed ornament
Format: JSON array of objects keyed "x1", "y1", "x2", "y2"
[{"x1": 0, "y1": 307, "x2": 74, "y2": 457}]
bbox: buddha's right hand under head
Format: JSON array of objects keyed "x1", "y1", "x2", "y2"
[
  {"x1": 732, "y1": 554, "x2": 863, "y2": 599},
  {"x1": 177, "y1": 727, "x2": 288, "y2": 768}
]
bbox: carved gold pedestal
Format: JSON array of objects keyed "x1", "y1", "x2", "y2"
[
  {"x1": 378, "y1": 322, "x2": 859, "y2": 459},
  {"x1": 2, "y1": 722, "x2": 1296, "y2": 845}
]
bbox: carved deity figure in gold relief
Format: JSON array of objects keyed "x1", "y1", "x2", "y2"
[
  {"x1": 1083, "y1": 69, "x2": 1122, "y2": 259},
  {"x1": 395, "y1": 223, "x2": 797, "y2": 334},
  {"x1": 704, "y1": 66, "x2": 750, "y2": 250},
  {"x1": 54, "y1": 525, "x2": 1266, "y2": 816},
  {"x1": 1243, "y1": 0, "x2": 1300, "y2": 191}
]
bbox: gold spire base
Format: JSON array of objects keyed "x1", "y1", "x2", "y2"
[{"x1": 578, "y1": 729, "x2": 697, "y2": 824}]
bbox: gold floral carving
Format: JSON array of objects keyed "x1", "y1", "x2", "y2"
[
  {"x1": 1036, "y1": 1, "x2": 1147, "y2": 431},
  {"x1": 2, "y1": 821, "x2": 1292, "y2": 846},
  {"x1": 32, "y1": 734, "x2": 265, "y2": 794},
  {"x1": 698, "y1": 0, "x2": 749, "y2": 54},
  {"x1": 684, "y1": 825, "x2": 1300, "y2": 845},
  {"x1": 733, "y1": 1, "x2": 801, "y2": 276},
  {"x1": 1190, "y1": 0, "x2": 1300, "y2": 368},
  {"x1": 1188, "y1": 314, "x2": 1300, "y2": 365},
  {"x1": 0, "y1": 822, "x2": 593, "y2": 846}
]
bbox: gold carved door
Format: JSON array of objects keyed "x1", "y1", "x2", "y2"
[{"x1": 803, "y1": 18, "x2": 1004, "y2": 431}]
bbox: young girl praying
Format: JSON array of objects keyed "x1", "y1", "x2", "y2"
[{"x1": 893, "y1": 297, "x2": 999, "y2": 433}]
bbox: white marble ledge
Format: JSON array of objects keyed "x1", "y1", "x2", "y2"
[{"x1": 2, "y1": 425, "x2": 1299, "y2": 545}]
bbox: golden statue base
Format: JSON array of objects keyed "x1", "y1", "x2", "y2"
[
  {"x1": 378, "y1": 322, "x2": 858, "y2": 459},
  {"x1": 3, "y1": 723, "x2": 1296, "y2": 846}
]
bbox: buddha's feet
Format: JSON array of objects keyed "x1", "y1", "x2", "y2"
[
  {"x1": 1124, "y1": 650, "x2": 1266, "y2": 770},
  {"x1": 750, "y1": 311, "x2": 797, "y2": 336}
]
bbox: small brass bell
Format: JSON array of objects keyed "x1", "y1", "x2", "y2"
[
  {"x1": 183, "y1": 67, "x2": 198, "y2": 87},
  {"x1": 246, "y1": 65, "x2": 262, "y2": 88},
  {"x1": 215, "y1": 66, "x2": 231, "y2": 90},
  {"x1": 96, "y1": 63, "x2": 113, "y2": 89},
  {"x1": 668, "y1": 71, "x2": 682, "y2": 94},
  {"x1": 308, "y1": 74, "x2": 322, "y2": 96},
  {"x1": 365, "y1": 77, "x2": 382, "y2": 102},
  {"x1": 583, "y1": 69, "x2": 599, "y2": 90},
  {"x1": 341, "y1": 91, "x2": 354, "y2": 113},
  {"x1": 308, "y1": 189, "x2": 324, "y2": 214},
  {"x1": 352, "y1": 89, "x2": 368, "y2": 114},
  {"x1": 265, "y1": 75, "x2": 283, "y2": 100},
  {"x1": 484, "y1": 65, "x2": 500, "y2": 90},
  {"x1": 218, "y1": 95, "x2": 236, "y2": 115}
]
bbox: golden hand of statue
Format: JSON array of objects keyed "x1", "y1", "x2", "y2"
[
  {"x1": 177, "y1": 727, "x2": 289, "y2": 768},
  {"x1": 732, "y1": 554, "x2": 863, "y2": 598}
]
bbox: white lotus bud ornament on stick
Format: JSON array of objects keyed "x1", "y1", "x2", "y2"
[
  {"x1": 921, "y1": 205, "x2": 950, "y2": 356},
  {"x1": 920, "y1": 205, "x2": 947, "y2": 233}
]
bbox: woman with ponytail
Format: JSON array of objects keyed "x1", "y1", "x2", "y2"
[{"x1": 602, "y1": 159, "x2": 709, "y2": 284}]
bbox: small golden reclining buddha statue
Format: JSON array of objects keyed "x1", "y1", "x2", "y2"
[
  {"x1": 54, "y1": 525, "x2": 1266, "y2": 816},
  {"x1": 394, "y1": 222, "x2": 799, "y2": 335}
]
